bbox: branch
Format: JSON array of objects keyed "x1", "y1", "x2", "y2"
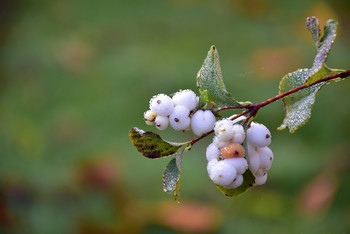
[{"x1": 191, "y1": 70, "x2": 350, "y2": 146}]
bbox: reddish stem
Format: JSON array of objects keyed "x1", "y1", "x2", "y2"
[{"x1": 191, "y1": 70, "x2": 350, "y2": 146}]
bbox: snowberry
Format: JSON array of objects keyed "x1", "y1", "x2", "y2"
[
  {"x1": 206, "y1": 143, "x2": 220, "y2": 161},
  {"x1": 225, "y1": 174, "x2": 244, "y2": 189},
  {"x1": 247, "y1": 123, "x2": 271, "y2": 148},
  {"x1": 255, "y1": 173, "x2": 267, "y2": 185},
  {"x1": 169, "y1": 105, "x2": 191, "y2": 131},
  {"x1": 214, "y1": 119, "x2": 234, "y2": 141},
  {"x1": 154, "y1": 115, "x2": 169, "y2": 130},
  {"x1": 226, "y1": 158, "x2": 248, "y2": 175},
  {"x1": 220, "y1": 143, "x2": 245, "y2": 159},
  {"x1": 247, "y1": 146, "x2": 260, "y2": 174},
  {"x1": 191, "y1": 110, "x2": 216, "y2": 136},
  {"x1": 257, "y1": 147, "x2": 273, "y2": 170},
  {"x1": 172, "y1": 89, "x2": 198, "y2": 111},
  {"x1": 149, "y1": 94, "x2": 174, "y2": 116},
  {"x1": 207, "y1": 159, "x2": 219, "y2": 174},
  {"x1": 209, "y1": 160, "x2": 237, "y2": 186},
  {"x1": 213, "y1": 136, "x2": 231, "y2": 148},
  {"x1": 231, "y1": 124, "x2": 245, "y2": 144},
  {"x1": 144, "y1": 110, "x2": 157, "y2": 125}
]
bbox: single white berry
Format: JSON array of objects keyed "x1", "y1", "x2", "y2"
[
  {"x1": 149, "y1": 94, "x2": 174, "y2": 116},
  {"x1": 172, "y1": 89, "x2": 198, "y2": 111},
  {"x1": 226, "y1": 158, "x2": 248, "y2": 175},
  {"x1": 209, "y1": 160, "x2": 237, "y2": 186},
  {"x1": 206, "y1": 143, "x2": 220, "y2": 161},
  {"x1": 144, "y1": 110, "x2": 157, "y2": 125},
  {"x1": 191, "y1": 110, "x2": 216, "y2": 136},
  {"x1": 154, "y1": 115, "x2": 169, "y2": 130},
  {"x1": 247, "y1": 145, "x2": 260, "y2": 174},
  {"x1": 231, "y1": 124, "x2": 245, "y2": 144},
  {"x1": 213, "y1": 136, "x2": 231, "y2": 148},
  {"x1": 224, "y1": 174, "x2": 244, "y2": 189},
  {"x1": 247, "y1": 123, "x2": 271, "y2": 148},
  {"x1": 207, "y1": 159, "x2": 219, "y2": 174},
  {"x1": 169, "y1": 105, "x2": 191, "y2": 131},
  {"x1": 214, "y1": 119, "x2": 234, "y2": 141},
  {"x1": 255, "y1": 173, "x2": 267, "y2": 185},
  {"x1": 257, "y1": 147, "x2": 273, "y2": 170}
]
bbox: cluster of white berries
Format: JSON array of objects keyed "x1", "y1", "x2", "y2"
[
  {"x1": 206, "y1": 119, "x2": 273, "y2": 188},
  {"x1": 246, "y1": 123, "x2": 273, "y2": 185},
  {"x1": 143, "y1": 89, "x2": 216, "y2": 136},
  {"x1": 206, "y1": 118, "x2": 248, "y2": 189}
]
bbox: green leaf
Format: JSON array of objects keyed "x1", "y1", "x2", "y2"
[
  {"x1": 306, "y1": 16, "x2": 320, "y2": 47},
  {"x1": 305, "y1": 19, "x2": 338, "y2": 85},
  {"x1": 196, "y1": 45, "x2": 240, "y2": 107},
  {"x1": 278, "y1": 68, "x2": 328, "y2": 132},
  {"x1": 129, "y1": 127, "x2": 183, "y2": 158},
  {"x1": 163, "y1": 147, "x2": 185, "y2": 202},
  {"x1": 198, "y1": 89, "x2": 209, "y2": 109},
  {"x1": 215, "y1": 170, "x2": 255, "y2": 196}
]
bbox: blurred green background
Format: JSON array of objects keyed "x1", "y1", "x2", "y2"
[{"x1": 0, "y1": 0, "x2": 350, "y2": 233}]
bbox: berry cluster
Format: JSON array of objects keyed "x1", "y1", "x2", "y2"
[
  {"x1": 246, "y1": 123, "x2": 273, "y2": 185},
  {"x1": 143, "y1": 89, "x2": 216, "y2": 136},
  {"x1": 206, "y1": 119, "x2": 273, "y2": 188}
]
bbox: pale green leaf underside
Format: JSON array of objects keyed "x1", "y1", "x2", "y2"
[
  {"x1": 129, "y1": 127, "x2": 182, "y2": 159},
  {"x1": 278, "y1": 68, "x2": 326, "y2": 132},
  {"x1": 163, "y1": 147, "x2": 185, "y2": 202},
  {"x1": 215, "y1": 169, "x2": 255, "y2": 196},
  {"x1": 305, "y1": 19, "x2": 337, "y2": 85},
  {"x1": 196, "y1": 45, "x2": 240, "y2": 107}
]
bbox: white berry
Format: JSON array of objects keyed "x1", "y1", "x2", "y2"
[
  {"x1": 169, "y1": 105, "x2": 191, "y2": 131},
  {"x1": 149, "y1": 94, "x2": 174, "y2": 116},
  {"x1": 257, "y1": 147, "x2": 273, "y2": 170},
  {"x1": 213, "y1": 136, "x2": 231, "y2": 148},
  {"x1": 172, "y1": 89, "x2": 198, "y2": 111},
  {"x1": 225, "y1": 174, "x2": 244, "y2": 189},
  {"x1": 247, "y1": 145, "x2": 260, "y2": 174},
  {"x1": 209, "y1": 160, "x2": 237, "y2": 186},
  {"x1": 154, "y1": 115, "x2": 169, "y2": 130},
  {"x1": 207, "y1": 159, "x2": 219, "y2": 174},
  {"x1": 247, "y1": 123, "x2": 271, "y2": 148},
  {"x1": 231, "y1": 124, "x2": 245, "y2": 144},
  {"x1": 255, "y1": 173, "x2": 267, "y2": 185},
  {"x1": 226, "y1": 158, "x2": 248, "y2": 175},
  {"x1": 206, "y1": 143, "x2": 220, "y2": 161},
  {"x1": 191, "y1": 110, "x2": 216, "y2": 136},
  {"x1": 214, "y1": 119, "x2": 234, "y2": 141},
  {"x1": 144, "y1": 110, "x2": 157, "y2": 125}
]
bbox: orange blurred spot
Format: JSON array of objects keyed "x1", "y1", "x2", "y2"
[
  {"x1": 155, "y1": 201, "x2": 222, "y2": 233},
  {"x1": 250, "y1": 47, "x2": 301, "y2": 79},
  {"x1": 298, "y1": 173, "x2": 338, "y2": 216}
]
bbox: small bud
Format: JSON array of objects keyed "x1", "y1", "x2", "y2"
[{"x1": 144, "y1": 110, "x2": 157, "y2": 125}]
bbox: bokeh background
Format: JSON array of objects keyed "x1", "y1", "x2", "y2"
[{"x1": 1, "y1": 0, "x2": 350, "y2": 233}]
